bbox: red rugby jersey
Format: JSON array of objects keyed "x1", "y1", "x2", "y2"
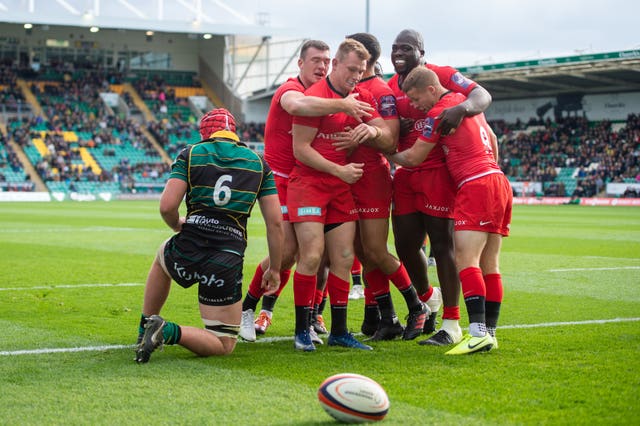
[
  {"x1": 388, "y1": 63, "x2": 478, "y2": 170},
  {"x1": 417, "y1": 92, "x2": 500, "y2": 188},
  {"x1": 293, "y1": 77, "x2": 380, "y2": 174},
  {"x1": 263, "y1": 77, "x2": 305, "y2": 176}
]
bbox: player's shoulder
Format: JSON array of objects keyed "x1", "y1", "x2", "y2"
[
  {"x1": 425, "y1": 63, "x2": 459, "y2": 79},
  {"x1": 369, "y1": 77, "x2": 395, "y2": 97},
  {"x1": 387, "y1": 73, "x2": 400, "y2": 88},
  {"x1": 304, "y1": 77, "x2": 329, "y2": 96},
  {"x1": 429, "y1": 92, "x2": 464, "y2": 117},
  {"x1": 275, "y1": 77, "x2": 304, "y2": 95}
]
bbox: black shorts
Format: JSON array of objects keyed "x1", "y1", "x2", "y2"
[{"x1": 162, "y1": 235, "x2": 243, "y2": 306}]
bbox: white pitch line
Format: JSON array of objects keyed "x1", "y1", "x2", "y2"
[
  {"x1": 499, "y1": 317, "x2": 640, "y2": 329},
  {"x1": 0, "y1": 283, "x2": 143, "y2": 291},
  {"x1": 2, "y1": 317, "x2": 639, "y2": 356},
  {"x1": 0, "y1": 344, "x2": 135, "y2": 356},
  {"x1": 548, "y1": 266, "x2": 640, "y2": 272}
]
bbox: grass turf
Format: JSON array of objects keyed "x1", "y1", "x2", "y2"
[{"x1": 0, "y1": 202, "x2": 638, "y2": 425}]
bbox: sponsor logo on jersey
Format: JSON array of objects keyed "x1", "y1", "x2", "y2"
[
  {"x1": 357, "y1": 207, "x2": 381, "y2": 214},
  {"x1": 316, "y1": 131, "x2": 345, "y2": 140},
  {"x1": 378, "y1": 95, "x2": 398, "y2": 117},
  {"x1": 172, "y1": 263, "x2": 225, "y2": 287},
  {"x1": 424, "y1": 203, "x2": 450, "y2": 212},
  {"x1": 422, "y1": 117, "x2": 435, "y2": 138}
]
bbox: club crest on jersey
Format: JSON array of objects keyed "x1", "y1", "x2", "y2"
[
  {"x1": 451, "y1": 72, "x2": 472, "y2": 89},
  {"x1": 414, "y1": 118, "x2": 427, "y2": 132}
]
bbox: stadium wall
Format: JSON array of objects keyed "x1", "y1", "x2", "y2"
[
  {"x1": 0, "y1": 23, "x2": 225, "y2": 73},
  {"x1": 3, "y1": 192, "x2": 638, "y2": 206},
  {"x1": 485, "y1": 92, "x2": 640, "y2": 123}
]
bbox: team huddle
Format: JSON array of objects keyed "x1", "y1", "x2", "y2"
[{"x1": 134, "y1": 29, "x2": 513, "y2": 363}]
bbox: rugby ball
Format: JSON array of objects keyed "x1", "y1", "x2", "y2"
[{"x1": 318, "y1": 373, "x2": 389, "y2": 423}]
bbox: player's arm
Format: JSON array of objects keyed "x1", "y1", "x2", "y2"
[
  {"x1": 349, "y1": 117, "x2": 398, "y2": 154},
  {"x1": 257, "y1": 193, "x2": 284, "y2": 295},
  {"x1": 388, "y1": 139, "x2": 435, "y2": 168},
  {"x1": 293, "y1": 123, "x2": 363, "y2": 184},
  {"x1": 437, "y1": 84, "x2": 492, "y2": 135},
  {"x1": 489, "y1": 126, "x2": 499, "y2": 163},
  {"x1": 281, "y1": 91, "x2": 373, "y2": 121},
  {"x1": 159, "y1": 178, "x2": 187, "y2": 232}
]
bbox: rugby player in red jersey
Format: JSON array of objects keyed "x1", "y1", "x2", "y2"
[
  {"x1": 238, "y1": 40, "x2": 373, "y2": 342},
  {"x1": 387, "y1": 29, "x2": 493, "y2": 346},
  {"x1": 288, "y1": 39, "x2": 393, "y2": 351},
  {"x1": 336, "y1": 32, "x2": 428, "y2": 342},
  {"x1": 390, "y1": 67, "x2": 511, "y2": 354}
]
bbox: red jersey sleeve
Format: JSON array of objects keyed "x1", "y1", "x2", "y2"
[{"x1": 427, "y1": 63, "x2": 477, "y2": 97}]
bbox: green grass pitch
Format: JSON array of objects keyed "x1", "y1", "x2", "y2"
[{"x1": 0, "y1": 202, "x2": 638, "y2": 425}]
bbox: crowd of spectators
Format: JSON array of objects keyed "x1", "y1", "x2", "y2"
[
  {"x1": 495, "y1": 114, "x2": 640, "y2": 197},
  {"x1": 2, "y1": 60, "x2": 638, "y2": 197},
  {"x1": 0, "y1": 129, "x2": 34, "y2": 191},
  {"x1": 0, "y1": 64, "x2": 28, "y2": 113},
  {"x1": 8, "y1": 108, "x2": 166, "y2": 192}
]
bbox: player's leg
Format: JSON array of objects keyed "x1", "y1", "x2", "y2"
[
  {"x1": 348, "y1": 256, "x2": 364, "y2": 299},
  {"x1": 137, "y1": 239, "x2": 173, "y2": 344},
  {"x1": 325, "y1": 221, "x2": 371, "y2": 350},
  {"x1": 311, "y1": 255, "x2": 329, "y2": 334},
  {"x1": 240, "y1": 220, "x2": 298, "y2": 340},
  {"x1": 353, "y1": 230, "x2": 381, "y2": 336},
  {"x1": 480, "y1": 233, "x2": 504, "y2": 345},
  {"x1": 185, "y1": 301, "x2": 242, "y2": 356},
  {"x1": 360, "y1": 217, "x2": 425, "y2": 341},
  {"x1": 421, "y1": 215, "x2": 457, "y2": 336},
  {"x1": 392, "y1": 213, "x2": 430, "y2": 293},
  {"x1": 445, "y1": 230, "x2": 494, "y2": 355},
  {"x1": 291, "y1": 220, "x2": 325, "y2": 351},
  {"x1": 138, "y1": 301, "x2": 242, "y2": 363},
  {"x1": 137, "y1": 251, "x2": 244, "y2": 362}
]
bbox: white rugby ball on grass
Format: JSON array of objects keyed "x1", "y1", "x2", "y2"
[{"x1": 318, "y1": 373, "x2": 390, "y2": 423}]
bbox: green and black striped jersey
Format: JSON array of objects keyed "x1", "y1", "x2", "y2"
[{"x1": 169, "y1": 138, "x2": 277, "y2": 256}]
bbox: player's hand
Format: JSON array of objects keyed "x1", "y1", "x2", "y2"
[
  {"x1": 349, "y1": 123, "x2": 377, "y2": 145},
  {"x1": 261, "y1": 268, "x2": 281, "y2": 296},
  {"x1": 341, "y1": 93, "x2": 374, "y2": 122},
  {"x1": 173, "y1": 217, "x2": 186, "y2": 233},
  {"x1": 399, "y1": 117, "x2": 414, "y2": 136},
  {"x1": 332, "y1": 127, "x2": 358, "y2": 152},
  {"x1": 436, "y1": 104, "x2": 466, "y2": 135},
  {"x1": 337, "y1": 162, "x2": 364, "y2": 184}
]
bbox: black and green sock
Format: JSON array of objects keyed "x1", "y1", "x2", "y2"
[{"x1": 162, "y1": 321, "x2": 181, "y2": 345}]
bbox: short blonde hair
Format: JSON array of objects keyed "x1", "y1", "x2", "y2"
[
  {"x1": 336, "y1": 38, "x2": 371, "y2": 63},
  {"x1": 402, "y1": 67, "x2": 439, "y2": 93}
]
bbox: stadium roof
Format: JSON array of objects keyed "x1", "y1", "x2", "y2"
[
  {"x1": 249, "y1": 50, "x2": 640, "y2": 102},
  {"x1": 455, "y1": 50, "x2": 640, "y2": 100},
  {"x1": 0, "y1": 0, "x2": 275, "y2": 36}
]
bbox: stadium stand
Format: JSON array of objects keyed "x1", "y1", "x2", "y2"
[
  {"x1": 0, "y1": 52, "x2": 267, "y2": 197},
  {"x1": 0, "y1": 7, "x2": 636, "y2": 201},
  {"x1": 496, "y1": 114, "x2": 639, "y2": 197}
]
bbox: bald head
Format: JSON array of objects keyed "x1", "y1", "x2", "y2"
[{"x1": 394, "y1": 29, "x2": 424, "y2": 51}]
